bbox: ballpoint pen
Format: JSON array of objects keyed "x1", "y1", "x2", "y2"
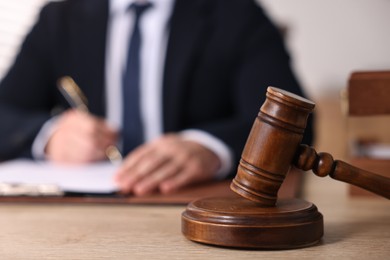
[{"x1": 57, "y1": 76, "x2": 123, "y2": 164}]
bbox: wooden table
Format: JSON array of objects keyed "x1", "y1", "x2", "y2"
[{"x1": 0, "y1": 192, "x2": 389, "y2": 259}]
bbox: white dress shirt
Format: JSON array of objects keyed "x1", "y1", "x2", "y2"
[{"x1": 33, "y1": 0, "x2": 233, "y2": 179}]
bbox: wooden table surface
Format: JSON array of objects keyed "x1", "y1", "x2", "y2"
[{"x1": 0, "y1": 192, "x2": 389, "y2": 259}]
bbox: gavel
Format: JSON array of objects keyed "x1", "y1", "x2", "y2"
[
  {"x1": 231, "y1": 87, "x2": 389, "y2": 206},
  {"x1": 182, "y1": 86, "x2": 390, "y2": 249}
]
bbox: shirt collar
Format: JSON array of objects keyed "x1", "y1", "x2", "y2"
[{"x1": 110, "y1": 0, "x2": 175, "y2": 15}]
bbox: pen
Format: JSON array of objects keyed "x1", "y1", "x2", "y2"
[{"x1": 57, "y1": 76, "x2": 123, "y2": 164}]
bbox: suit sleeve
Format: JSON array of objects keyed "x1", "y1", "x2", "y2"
[{"x1": 0, "y1": 3, "x2": 59, "y2": 160}]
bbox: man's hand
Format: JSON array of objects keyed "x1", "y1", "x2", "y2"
[
  {"x1": 114, "y1": 134, "x2": 221, "y2": 195},
  {"x1": 46, "y1": 110, "x2": 119, "y2": 163}
]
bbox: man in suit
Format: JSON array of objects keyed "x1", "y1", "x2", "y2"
[{"x1": 0, "y1": 0, "x2": 313, "y2": 195}]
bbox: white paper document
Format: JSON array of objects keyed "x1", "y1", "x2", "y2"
[{"x1": 0, "y1": 160, "x2": 120, "y2": 194}]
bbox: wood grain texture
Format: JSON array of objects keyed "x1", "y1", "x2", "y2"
[{"x1": 0, "y1": 197, "x2": 388, "y2": 259}]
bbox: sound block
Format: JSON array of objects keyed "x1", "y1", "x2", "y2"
[{"x1": 182, "y1": 196, "x2": 323, "y2": 249}]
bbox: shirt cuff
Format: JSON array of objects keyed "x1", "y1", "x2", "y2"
[
  {"x1": 31, "y1": 116, "x2": 59, "y2": 160},
  {"x1": 179, "y1": 129, "x2": 234, "y2": 180}
]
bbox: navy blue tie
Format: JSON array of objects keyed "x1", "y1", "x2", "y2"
[{"x1": 122, "y1": 2, "x2": 152, "y2": 155}]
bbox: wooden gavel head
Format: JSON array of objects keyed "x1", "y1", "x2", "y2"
[{"x1": 231, "y1": 86, "x2": 315, "y2": 206}]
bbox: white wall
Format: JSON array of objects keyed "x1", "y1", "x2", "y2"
[
  {"x1": 0, "y1": 0, "x2": 49, "y2": 79},
  {"x1": 1, "y1": 0, "x2": 390, "y2": 99},
  {"x1": 259, "y1": 0, "x2": 390, "y2": 99}
]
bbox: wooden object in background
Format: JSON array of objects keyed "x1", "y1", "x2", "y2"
[
  {"x1": 182, "y1": 86, "x2": 390, "y2": 249},
  {"x1": 347, "y1": 71, "x2": 390, "y2": 196},
  {"x1": 348, "y1": 71, "x2": 390, "y2": 115}
]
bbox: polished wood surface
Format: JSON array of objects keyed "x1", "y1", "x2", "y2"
[
  {"x1": 0, "y1": 193, "x2": 388, "y2": 259},
  {"x1": 182, "y1": 197, "x2": 323, "y2": 249}
]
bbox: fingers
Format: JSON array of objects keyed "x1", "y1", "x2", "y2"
[
  {"x1": 115, "y1": 147, "x2": 171, "y2": 194},
  {"x1": 114, "y1": 134, "x2": 221, "y2": 196},
  {"x1": 159, "y1": 160, "x2": 202, "y2": 194},
  {"x1": 133, "y1": 159, "x2": 182, "y2": 195},
  {"x1": 74, "y1": 111, "x2": 118, "y2": 149},
  {"x1": 46, "y1": 109, "x2": 119, "y2": 164}
]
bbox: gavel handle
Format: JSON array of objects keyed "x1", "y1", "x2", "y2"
[{"x1": 295, "y1": 144, "x2": 390, "y2": 199}]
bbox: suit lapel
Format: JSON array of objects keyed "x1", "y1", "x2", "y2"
[
  {"x1": 162, "y1": 0, "x2": 213, "y2": 131},
  {"x1": 70, "y1": 0, "x2": 109, "y2": 117}
]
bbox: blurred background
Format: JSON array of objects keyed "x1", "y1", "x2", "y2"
[
  {"x1": 0, "y1": 0, "x2": 389, "y2": 197},
  {"x1": 2, "y1": 0, "x2": 390, "y2": 98}
]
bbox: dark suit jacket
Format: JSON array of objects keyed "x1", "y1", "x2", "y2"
[{"x1": 0, "y1": 0, "x2": 313, "y2": 175}]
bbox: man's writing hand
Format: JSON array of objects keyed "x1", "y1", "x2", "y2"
[{"x1": 46, "y1": 110, "x2": 119, "y2": 163}]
